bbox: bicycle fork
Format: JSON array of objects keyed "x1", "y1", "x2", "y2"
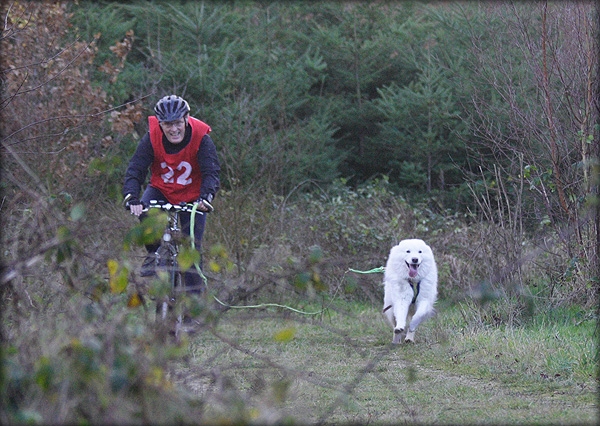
[{"x1": 155, "y1": 215, "x2": 183, "y2": 333}]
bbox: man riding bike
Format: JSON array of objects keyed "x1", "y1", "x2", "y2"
[{"x1": 123, "y1": 95, "x2": 220, "y2": 294}]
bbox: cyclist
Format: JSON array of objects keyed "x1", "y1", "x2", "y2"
[{"x1": 123, "y1": 95, "x2": 220, "y2": 294}]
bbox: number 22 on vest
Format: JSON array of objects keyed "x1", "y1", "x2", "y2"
[{"x1": 160, "y1": 161, "x2": 193, "y2": 185}]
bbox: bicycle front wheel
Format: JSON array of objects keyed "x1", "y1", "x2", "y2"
[{"x1": 155, "y1": 261, "x2": 184, "y2": 338}]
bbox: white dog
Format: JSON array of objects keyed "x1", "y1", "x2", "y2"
[{"x1": 382, "y1": 239, "x2": 438, "y2": 343}]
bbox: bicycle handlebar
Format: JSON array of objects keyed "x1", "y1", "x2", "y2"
[
  {"x1": 141, "y1": 199, "x2": 213, "y2": 214},
  {"x1": 123, "y1": 194, "x2": 213, "y2": 214}
]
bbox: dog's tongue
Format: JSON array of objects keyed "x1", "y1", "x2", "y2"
[{"x1": 408, "y1": 264, "x2": 419, "y2": 278}]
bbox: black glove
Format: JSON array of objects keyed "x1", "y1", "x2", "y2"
[{"x1": 123, "y1": 194, "x2": 142, "y2": 210}]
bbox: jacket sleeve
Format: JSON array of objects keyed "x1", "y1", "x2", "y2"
[
  {"x1": 197, "y1": 134, "x2": 221, "y2": 200},
  {"x1": 123, "y1": 133, "x2": 154, "y2": 199}
]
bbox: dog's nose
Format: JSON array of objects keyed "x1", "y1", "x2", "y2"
[{"x1": 411, "y1": 258, "x2": 419, "y2": 264}]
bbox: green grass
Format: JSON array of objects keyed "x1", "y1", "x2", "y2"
[{"x1": 174, "y1": 298, "x2": 598, "y2": 425}]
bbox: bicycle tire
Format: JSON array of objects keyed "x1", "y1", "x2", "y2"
[
  {"x1": 155, "y1": 265, "x2": 177, "y2": 314},
  {"x1": 154, "y1": 245, "x2": 184, "y2": 338}
]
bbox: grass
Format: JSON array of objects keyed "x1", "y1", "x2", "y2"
[{"x1": 173, "y1": 297, "x2": 598, "y2": 425}]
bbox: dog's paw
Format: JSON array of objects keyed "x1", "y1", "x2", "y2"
[
  {"x1": 404, "y1": 330, "x2": 415, "y2": 343},
  {"x1": 392, "y1": 328, "x2": 404, "y2": 344}
]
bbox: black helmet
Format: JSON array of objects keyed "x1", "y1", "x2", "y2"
[{"x1": 154, "y1": 95, "x2": 190, "y2": 122}]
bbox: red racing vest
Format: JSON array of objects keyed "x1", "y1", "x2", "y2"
[{"x1": 148, "y1": 116, "x2": 211, "y2": 204}]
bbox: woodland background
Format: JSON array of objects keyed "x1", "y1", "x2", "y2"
[{"x1": 1, "y1": 1, "x2": 598, "y2": 424}]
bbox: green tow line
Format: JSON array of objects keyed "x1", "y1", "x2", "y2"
[
  {"x1": 189, "y1": 202, "x2": 208, "y2": 287},
  {"x1": 348, "y1": 266, "x2": 385, "y2": 274}
]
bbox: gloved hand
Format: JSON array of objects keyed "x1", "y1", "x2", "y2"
[
  {"x1": 123, "y1": 194, "x2": 144, "y2": 217},
  {"x1": 196, "y1": 194, "x2": 214, "y2": 212}
]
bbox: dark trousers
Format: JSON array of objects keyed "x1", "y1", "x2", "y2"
[{"x1": 140, "y1": 186, "x2": 206, "y2": 294}]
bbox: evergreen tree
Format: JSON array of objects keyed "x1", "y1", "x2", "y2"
[{"x1": 372, "y1": 40, "x2": 466, "y2": 194}]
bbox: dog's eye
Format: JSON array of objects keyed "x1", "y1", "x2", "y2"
[{"x1": 419, "y1": 250, "x2": 422, "y2": 253}]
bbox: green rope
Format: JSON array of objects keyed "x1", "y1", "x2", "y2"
[
  {"x1": 211, "y1": 297, "x2": 326, "y2": 315},
  {"x1": 189, "y1": 202, "x2": 208, "y2": 287},
  {"x1": 348, "y1": 266, "x2": 385, "y2": 274}
]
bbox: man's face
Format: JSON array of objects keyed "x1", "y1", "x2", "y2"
[{"x1": 159, "y1": 116, "x2": 187, "y2": 144}]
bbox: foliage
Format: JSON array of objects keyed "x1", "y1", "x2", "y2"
[
  {"x1": 1, "y1": 1, "x2": 105, "y2": 197},
  {"x1": 0, "y1": 1, "x2": 144, "y2": 202},
  {"x1": 373, "y1": 63, "x2": 467, "y2": 192}
]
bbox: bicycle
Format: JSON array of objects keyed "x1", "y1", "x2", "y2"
[{"x1": 134, "y1": 199, "x2": 212, "y2": 338}]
